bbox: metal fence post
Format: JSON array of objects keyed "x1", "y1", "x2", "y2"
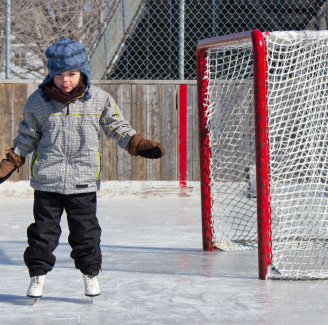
[
  {"x1": 179, "y1": 0, "x2": 185, "y2": 80},
  {"x1": 213, "y1": 0, "x2": 221, "y2": 37},
  {"x1": 5, "y1": 0, "x2": 11, "y2": 79}
]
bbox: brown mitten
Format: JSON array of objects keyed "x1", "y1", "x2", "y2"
[
  {"x1": 0, "y1": 148, "x2": 25, "y2": 184},
  {"x1": 127, "y1": 134, "x2": 165, "y2": 159}
]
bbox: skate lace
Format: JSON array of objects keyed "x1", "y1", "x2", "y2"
[
  {"x1": 84, "y1": 275, "x2": 98, "y2": 288},
  {"x1": 31, "y1": 276, "x2": 43, "y2": 288}
]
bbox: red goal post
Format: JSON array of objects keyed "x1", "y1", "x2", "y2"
[
  {"x1": 196, "y1": 31, "x2": 271, "y2": 279},
  {"x1": 196, "y1": 30, "x2": 328, "y2": 280}
]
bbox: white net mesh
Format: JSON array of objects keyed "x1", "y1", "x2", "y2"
[
  {"x1": 206, "y1": 43, "x2": 258, "y2": 251},
  {"x1": 205, "y1": 30, "x2": 328, "y2": 279},
  {"x1": 268, "y1": 31, "x2": 328, "y2": 279}
]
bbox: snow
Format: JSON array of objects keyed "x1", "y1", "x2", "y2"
[
  {"x1": 0, "y1": 182, "x2": 328, "y2": 324},
  {"x1": 0, "y1": 181, "x2": 201, "y2": 198},
  {"x1": 0, "y1": 42, "x2": 45, "y2": 80}
]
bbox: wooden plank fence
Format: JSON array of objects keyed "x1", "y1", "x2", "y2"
[{"x1": 0, "y1": 80, "x2": 200, "y2": 182}]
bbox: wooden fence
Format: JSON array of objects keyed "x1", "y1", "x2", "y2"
[{"x1": 0, "y1": 80, "x2": 200, "y2": 182}]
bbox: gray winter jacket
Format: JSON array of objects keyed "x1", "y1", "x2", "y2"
[{"x1": 13, "y1": 85, "x2": 136, "y2": 194}]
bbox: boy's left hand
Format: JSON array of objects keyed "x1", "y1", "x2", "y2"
[{"x1": 127, "y1": 134, "x2": 165, "y2": 159}]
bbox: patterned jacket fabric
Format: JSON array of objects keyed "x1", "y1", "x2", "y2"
[{"x1": 13, "y1": 85, "x2": 136, "y2": 194}]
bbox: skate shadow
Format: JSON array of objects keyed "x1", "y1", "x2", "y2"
[{"x1": 0, "y1": 294, "x2": 91, "y2": 305}]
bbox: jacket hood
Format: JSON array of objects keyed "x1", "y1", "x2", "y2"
[{"x1": 39, "y1": 38, "x2": 91, "y2": 100}]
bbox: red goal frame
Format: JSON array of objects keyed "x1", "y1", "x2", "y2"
[{"x1": 196, "y1": 30, "x2": 271, "y2": 280}]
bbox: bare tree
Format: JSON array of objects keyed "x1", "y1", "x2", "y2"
[{"x1": 0, "y1": 0, "x2": 115, "y2": 78}]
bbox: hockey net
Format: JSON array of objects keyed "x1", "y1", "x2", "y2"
[{"x1": 198, "y1": 30, "x2": 328, "y2": 280}]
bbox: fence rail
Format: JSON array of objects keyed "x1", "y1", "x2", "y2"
[{"x1": 0, "y1": 80, "x2": 200, "y2": 182}]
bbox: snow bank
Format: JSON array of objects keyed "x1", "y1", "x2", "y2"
[{"x1": 0, "y1": 181, "x2": 201, "y2": 198}]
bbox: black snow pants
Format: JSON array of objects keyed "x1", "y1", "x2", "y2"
[{"x1": 24, "y1": 190, "x2": 102, "y2": 277}]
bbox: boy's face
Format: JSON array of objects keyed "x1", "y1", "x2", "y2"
[{"x1": 53, "y1": 70, "x2": 81, "y2": 93}]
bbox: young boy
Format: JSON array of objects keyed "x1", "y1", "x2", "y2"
[{"x1": 0, "y1": 38, "x2": 165, "y2": 300}]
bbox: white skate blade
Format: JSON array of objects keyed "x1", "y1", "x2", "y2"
[
  {"x1": 33, "y1": 298, "x2": 39, "y2": 305},
  {"x1": 27, "y1": 294, "x2": 42, "y2": 305},
  {"x1": 85, "y1": 293, "x2": 100, "y2": 297},
  {"x1": 85, "y1": 293, "x2": 100, "y2": 303}
]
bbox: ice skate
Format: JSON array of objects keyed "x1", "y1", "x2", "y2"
[
  {"x1": 27, "y1": 275, "x2": 46, "y2": 304},
  {"x1": 82, "y1": 274, "x2": 100, "y2": 302}
]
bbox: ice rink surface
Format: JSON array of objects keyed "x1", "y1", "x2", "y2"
[{"x1": 0, "y1": 182, "x2": 328, "y2": 325}]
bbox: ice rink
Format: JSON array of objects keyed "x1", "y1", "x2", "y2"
[{"x1": 0, "y1": 181, "x2": 328, "y2": 324}]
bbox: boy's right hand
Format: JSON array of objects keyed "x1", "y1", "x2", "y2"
[{"x1": 0, "y1": 148, "x2": 25, "y2": 184}]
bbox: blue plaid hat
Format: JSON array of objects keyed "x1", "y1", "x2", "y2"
[{"x1": 39, "y1": 38, "x2": 91, "y2": 99}]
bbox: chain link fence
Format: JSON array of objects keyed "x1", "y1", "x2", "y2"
[{"x1": 0, "y1": 0, "x2": 327, "y2": 80}]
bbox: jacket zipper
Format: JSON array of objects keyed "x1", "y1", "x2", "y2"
[
  {"x1": 31, "y1": 152, "x2": 40, "y2": 178},
  {"x1": 96, "y1": 153, "x2": 102, "y2": 180},
  {"x1": 64, "y1": 102, "x2": 70, "y2": 193}
]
